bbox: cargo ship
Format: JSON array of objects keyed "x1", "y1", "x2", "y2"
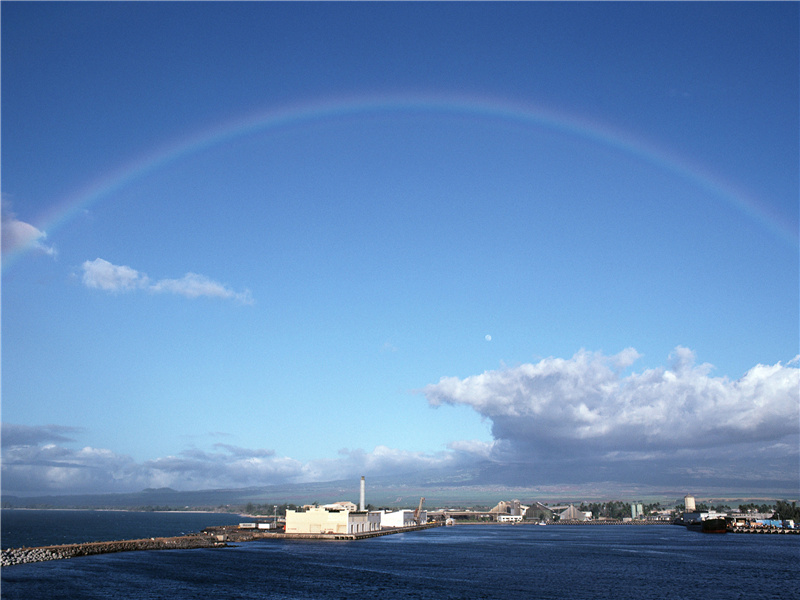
[{"x1": 685, "y1": 517, "x2": 728, "y2": 534}]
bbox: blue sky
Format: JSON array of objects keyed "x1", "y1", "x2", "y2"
[{"x1": 2, "y1": 2, "x2": 798, "y2": 497}]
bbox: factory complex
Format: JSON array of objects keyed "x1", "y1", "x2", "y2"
[
  {"x1": 244, "y1": 481, "x2": 798, "y2": 538},
  {"x1": 284, "y1": 477, "x2": 428, "y2": 535}
]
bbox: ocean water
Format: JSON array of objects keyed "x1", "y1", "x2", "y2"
[
  {"x1": 2, "y1": 516, "x2": 798, "y2": 600},
  {"x1": 1, "y1": 509, "x2": 245, "y2": 548}
]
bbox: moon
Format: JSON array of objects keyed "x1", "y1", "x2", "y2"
[{"x1": 485, "y1": 334, "x2": 492, "y2": 342}]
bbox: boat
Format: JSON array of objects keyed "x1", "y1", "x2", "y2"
[{"x1": 685, "y1": 517, "x2": 728, "y2": 534}]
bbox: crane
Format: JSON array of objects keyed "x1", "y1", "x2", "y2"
[{"x1": 413, "y1": 497, "x2": 425, "y2": 525}]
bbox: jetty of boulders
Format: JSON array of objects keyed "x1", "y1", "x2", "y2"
[{"x1": 1, "y1": 534, "x2": 225, "y2": 566}]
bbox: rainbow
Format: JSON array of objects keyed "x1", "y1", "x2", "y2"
[{"x1": 6, "y1": 92, "x2": 798, "y2": 268}]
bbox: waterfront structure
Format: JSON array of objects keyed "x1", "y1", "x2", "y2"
[
  {"x1": 684, "y1": 495, "x2": 696, "y2": 512},
  {"x1": 631, "y1": 503, "x2": 644, "y2": 519},
  {"x1": 559, "y1": 505, "x2": 588, "y2": 521},
  {"x1": 379, "y1": 509, "x2": 427, "y2": 528},
  {"x1": 490, "y1": 500, "x2": 529, "y2": 521},
  {"x1": 525, "y1": 502, "x2": 554, "y2": 521},
  {"x1": 285, "y1": 506, "x2": 380, "y2": 535},
  {"x1": 285, "y1": 477, "x2": 381, "y2": 535},
  {"x1": 497, "y1": 514, "x2": 524, "y2": 523}
]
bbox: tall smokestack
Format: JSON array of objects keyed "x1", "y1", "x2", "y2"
[{"x1": 359, "y1": 476, "x2": 365, "y2": 511}]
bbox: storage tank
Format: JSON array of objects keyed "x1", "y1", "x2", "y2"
[{"x1": 684, "y1": 495, "x2": 696, "y2": 512}]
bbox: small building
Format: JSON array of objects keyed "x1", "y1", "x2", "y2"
[{"x1": 497, "y1": 514, "x2": 523, "y2": 523}]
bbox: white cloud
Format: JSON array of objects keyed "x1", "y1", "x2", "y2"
[
  {"x1": 82, "y1": 258, "x2": 149, "y2": 291},
  {"x1": 420, "y1": 348, "x2": 800, "y2": 486},
  {"x1": 81, "y1": 258, "x2": 253, "y2": 304},
  {"x1": 1, "y1": 437, "x2": 145, "y2": 495},
  {"x1": 447, "y1": 439, "x2": 496, "y2": 458},
  {"x1": 150, "y1": 272, "x2": 254, "y2": 304},
  {"x1": 1, "y1": 204, "x2": 56, "y2": 259}
]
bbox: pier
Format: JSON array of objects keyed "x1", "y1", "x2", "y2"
[
  {"x1": 1, "y1": 534, "x2": 225, "y2": 566},
  {"x1": 729, "y1": 526, "x2": 800, "y2": 535}
]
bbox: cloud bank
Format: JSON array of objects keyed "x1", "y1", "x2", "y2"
[
  {"x1": 421, "y1": 347, "x2": 800, "y2": 488},
  {"x1": 81, "y1": 258, "x2": 254, "y2": 304},
  {"x1": 1, "y1": 424, "x2": 464, "y2": 495},
  {"x1": 3, "y1": 349, "x2": 797, "y2": 496}
]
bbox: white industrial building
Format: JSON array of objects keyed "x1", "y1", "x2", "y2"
[
  {"x1": 379, "y1": 509, "x2": 427, "y2": 528},
  {"x1": 284, "y1": 476, "x2": 382, "y2": 535},
  {"x1": 497, "y1": 514, "x2": 523, "y2": 523},
  {"x1": 284, "y1": 506, "x2": 380, "y2": 534}
]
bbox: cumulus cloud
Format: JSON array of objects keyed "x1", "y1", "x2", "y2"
[
  {"x1": 1, "y1": 437, "x2": 145, "y2": 495},
  {"x1": 420, "y1": 347, "x2": 800, "y2": 487},
  {"x1": 1, "y1": 203, "x2": 56, "y2": 260},
  {"x1": 81, "y1": 258, "x2": 253, "y2": 304},
  {"x1": 82, "y1": 258, "x2": 149, "y2": 291}
]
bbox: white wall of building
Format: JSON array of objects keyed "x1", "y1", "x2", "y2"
[
  {"x1": 379, "y1": 510, "x2": 427, "y2": 527},
  {"x1": 497, "y1": 514, "x2": 523, "y2": 523},
  {"x1": 285, "y1": 507, "x2": 350, "y2": 534}
]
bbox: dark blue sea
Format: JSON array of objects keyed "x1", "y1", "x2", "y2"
[
  {"x1": 2, "y1": 512, "x2": 798, "y2": 600},
  {"x1": 1, "y1": 509, "x2": 245, "y2": 549}
]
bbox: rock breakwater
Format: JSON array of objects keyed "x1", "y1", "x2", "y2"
[{"x1": 2, "y1": 534, "x2": 225, "y2": 566}]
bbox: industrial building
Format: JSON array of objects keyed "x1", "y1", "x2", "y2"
[
  {"x1": 559, "y1": 505, "x2": 589, "y2": 521},
  {"x1": 284, "y1": 506, "x2": 381, "y2": 535},
  {"x1": 497, "y1": 514, "x2": 524, "y2": 523},
  {"x1": 284, "y1": 476, "x2": 383, "y2": 535},
  {"x1": 489, "y1": 500, "x2": 529, "y2": 521},
  {"x1": 379, "y1": 509, "x2": 428, "y2": 528}
]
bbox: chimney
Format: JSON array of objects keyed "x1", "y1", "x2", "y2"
[{"x1": 359, "y1": 476, "x2": 365, "y2": 511}]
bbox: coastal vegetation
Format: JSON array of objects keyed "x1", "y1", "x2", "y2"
[{"x1": 772, "y1": 500, "x2": 800, "y2": 522}]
